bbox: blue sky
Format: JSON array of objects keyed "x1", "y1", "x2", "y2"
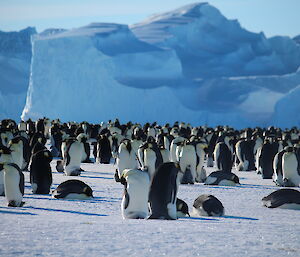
[{"x1": 0, "y1": 0, "x2": 299, "y2": 38}]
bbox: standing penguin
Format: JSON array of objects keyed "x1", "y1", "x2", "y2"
[
  {"x1": 116, "y1": 139, "x2": 138, "y2": 181},
  {"x1": 96, "y1": 134, "x2": 112, "y2": 164},
  {"x1": 63, "y1": 134, "x2": 86, "y2": 176},
  {"x1": 30, "y1": 142, "x2": 53, "y2": 194},
  {"x1": 282, "y1": 147, "x2": 300, "y2": 187},
  {"x1": 120, "y1": 169, "x2": 150, "y2": 219},
  {"x1": 9, "y1": 136, "x2": 30, "y2": 171},
  {"x1": 148, "y1": 162, "x2": 181, "y2": 220},
  {"x1": 273, "y1": 147, "x2": 288, "y2": 186},
  {"x1": 205, "y1": 130, "x2": 218, "y2": 167},
  {"x1": 235, "y1": 138, "x2": 256, "y2": 171},
  {"x1": 169, "y1": 136, "x2": 185, "y2": 162},
  {"x1": 177, "y1": 140, "x2": 197, "y2": 184},
  {"x1": 214, "y1": 142, "x2": 233, "y2": 173},
  {"x1": 1, "y1": 163, "x2": 25, "y2": 207},
  {"x1": 138, "y1": 137, "x2": 163, "y2": 180},
  {"x1": 258, "y1": 139, "x2": 280, "y2": 179},
  {"x1": 194, "y1": 139, "x2": 208, "y2": 183}
]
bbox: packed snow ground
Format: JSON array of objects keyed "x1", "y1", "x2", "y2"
[{"x1": 1, "y1": 144, "x2": 299, "y2": 257}]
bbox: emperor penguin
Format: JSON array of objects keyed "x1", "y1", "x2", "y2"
[
  {"x1": 214, "y1": 142, "x2": 233, "y2": 173},
  {"x1": 0, "y1": 128, "x2": 14, "y2": 147},
  {"x1": 273, "y1": 147, "x2": 289, "y2": 186},
  {"x1": 169, "y1": 136, "x2": 185, "y2": 162},
  {"x1": 177, "y1": 140, "x2": 197, "y2": 184},
  {"x1": 96, "y1": 134, "x2": 112, "y2": 164},
  {"x1": 176, "y1": 198, "x2": 190, "y2": 218},
  {"x1": 235, "y1": 138, "x2": 256, "y2": 171},
  {"x1": 204, "y1": 170, "x2": 240, "y2": 186},
  {"x1": 282, "y1": 147, "x2": 300, "y2": 187},
  {"x1": 78, "y1": 133, "x2": 92, "y2": 163},
  {"x1": 0, "y1": 162, "x2": 25, "y2": 207},
  {"x1": 116, "y1": 139, "x2": 138, "y2": 182},
  {"x1": 0, "y1": 146, "x2": 25, "y2": 206},
  {"x1": 63, "y1": 134, "x2": 86, "y2": 176},
  {"x1": 9, "y1": 136, "x2": 30, "y2": 171},
  {"x1": 262, "y1": 189, "x2": 300, "y2": 209},
  {"x1": 194, "y1": 139, "x2": 208, "y2": 183},
  {"x1": 30, "y1": 142, "x2": 53, "y2": 194},
  {"x1": 148, "y1": 162, "x2": 181, "y2": 220},
  {"x1": 138, "y1": 137, "x2": 163, "y2": 180},
  {"x1": 258, "y1": 139, "x2": 280, "y2": 179},
  {"x1": 193, "y1": 194, "x2": 224, "y2": 216},
  {"x1": 110, "y1": 133, "x2": 125, "y2": 160},
  {"x1": 120, "y1": 169, "x2": 150, "y2": 219},
  {"x1": 52, "y1": 179, "x2": 93, "y2": 199},
  {"x1": 205, "y1": 130, "x2": 218, "y2": 167}
]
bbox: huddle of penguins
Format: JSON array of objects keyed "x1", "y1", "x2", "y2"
[
  {"x1": 112, "y1": 120, "x2": 300, "y2": 219},
  {"x1": 0, "y1": 118, "x2": 299, "y2": 217},
  {"x1": 0, "y1": 118, "x2": 93, "y2": 207}
]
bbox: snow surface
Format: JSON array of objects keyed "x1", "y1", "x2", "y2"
[
  {"x1": 1, "y1": 142, "x2": 300, "y2": 257},
  {"x1": 19, "y1": 3, "x2": 300, "y2": 128}
]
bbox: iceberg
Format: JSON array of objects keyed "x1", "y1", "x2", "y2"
[
  {"x1": 13, "y1": 3, "x2": 300, "y2": 127},
  {"x1": 0, "y1": 27, "x2": 36, "y2": 120}
]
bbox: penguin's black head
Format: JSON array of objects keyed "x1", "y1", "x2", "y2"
[
  {"x1": 83, "y1": 186, "x2": 93, "y2": 197},
  {"x1": 10, "y1": 136, "x2": 22, "y2": 145}
]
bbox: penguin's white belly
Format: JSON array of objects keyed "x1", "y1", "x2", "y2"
[
  {"x1": 144, "y1": 149, "x2": 156, "y2": 177},
  {"x1": 283, "y1": 154, "x2": 300, "y2": 186},
  {"x1": 4, "y1": 170, "x2": 22, "y2": 202},
  {"x1": 65, "y1": 142, "x2": 83, "y2": 171}
]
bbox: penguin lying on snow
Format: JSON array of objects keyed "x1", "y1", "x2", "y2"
[
  {"x1": 193, "y1": 194, "x2": 224, "y2": 216},
  {"x1": 262, "y1": 189, "x2": 300, "y2": 209},
  {"x1": 52, "y1": 180, "x2": 93, "y2": 199},
  {"x1": 204, "y1": 171, "x2": 240, "y2": 186}
]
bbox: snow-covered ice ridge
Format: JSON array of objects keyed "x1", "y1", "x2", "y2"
[
  {"x1": 0, "y1": 27, "x2": 36, "y2": 120},
  {"x1": 2, "y1": 3, "x2": 300, "y2": 128}
]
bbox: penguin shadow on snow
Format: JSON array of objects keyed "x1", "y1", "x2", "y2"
[
  {"x1": 22, "y1": 205, "x2": 108, "y2": 217},
  {"x1": 178, "y1": 215, "x2": 258, "y2": 222},
  {"x1": 79, "y1": 175, "x2": 114, "y2": 180},
  {"x1": 0, "y1": 206, "x2": 37, "y2": 215},
  {"x1": 238, "y1": 184, "x2": 279, "y2": 190},
  {"x1": 86, "y1": 196, "x2": 121, "y2": 203}
]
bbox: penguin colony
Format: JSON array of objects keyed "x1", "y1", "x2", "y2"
[{"x1": 0, "y1": 118, "x2": 300, "y2": 217}]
